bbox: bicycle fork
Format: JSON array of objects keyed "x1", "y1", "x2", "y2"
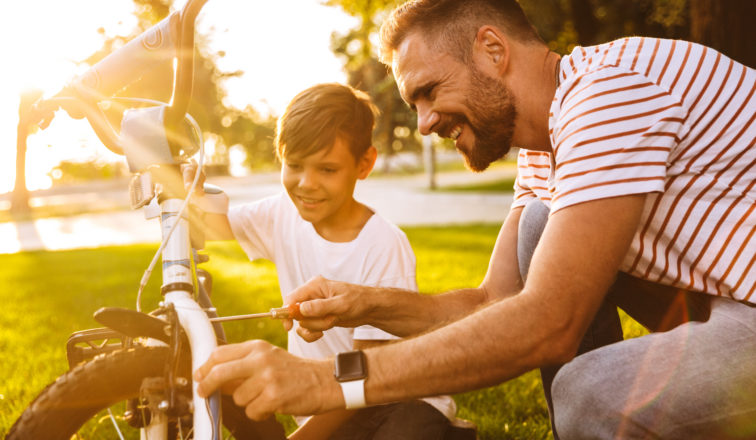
[{"x1": 152, "y1": 196, "x2": 222, "y2": 440}]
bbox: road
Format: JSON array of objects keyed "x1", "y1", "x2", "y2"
[{"x1": 0, "y1": 168, "x2": 514, "y2": 254}]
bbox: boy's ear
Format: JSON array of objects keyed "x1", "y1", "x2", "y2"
[{"x1": 357, "y1": 146, "x2": 378, "y2": 179}]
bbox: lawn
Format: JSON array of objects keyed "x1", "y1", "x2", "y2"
[{"x1": 0, "y1": 224, "x2": 645, "y2": 439}]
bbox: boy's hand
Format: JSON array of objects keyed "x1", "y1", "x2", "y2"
[
  {"x1": 284, "y1": 276, "x2": 372, "y2": 342},
  {"x1": 181, "y1": 159, "x2": 206, "y2": 195},
  {"x1": 194, "y1": 340, "x2": 339, "y2": 420}
]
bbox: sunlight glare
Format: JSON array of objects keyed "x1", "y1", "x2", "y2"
[
  {"x1": 1, "y1": 1, "x2": 356, "y2": 195},
  {"x1": 0, "y1": 0, "x2": 135, "y2": 193}
]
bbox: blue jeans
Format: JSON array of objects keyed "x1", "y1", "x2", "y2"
[
  {"x1": 518, "y1": 199, "x2": 756, "y2": 439},
  {"x1": 329, "y1": 401, "x2": 450, "y2": 440}
]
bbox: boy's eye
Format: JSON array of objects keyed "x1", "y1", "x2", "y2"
[
  {"x1": 321, "y1": 168, "x2": 337, "y2": 174},
  {"x1": 286, "y1": 163, "x2": 302, "y2": 171}
]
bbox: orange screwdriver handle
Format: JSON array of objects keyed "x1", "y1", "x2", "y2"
[
  {"x1": 287, "y1": 302, "x2": 303, "y2": 320},
  {"x1": 270, "y1": 303, "x2": 303, "y2": 320}
]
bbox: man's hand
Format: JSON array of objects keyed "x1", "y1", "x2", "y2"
[
  {"x1": 283, "y1": 276, "x2": 373, "y2": 342},
  {"x1": 194, "y1": 340, "x2": 339, "y2": 420}
]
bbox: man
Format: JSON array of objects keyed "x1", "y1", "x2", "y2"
[{"x1": 195, "y1": 1, "x2": 756, "y2": 438}]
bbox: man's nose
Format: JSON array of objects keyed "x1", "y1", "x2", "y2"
[{"x1": 416, "y1": 103, "x2": 440, "y2": 136}]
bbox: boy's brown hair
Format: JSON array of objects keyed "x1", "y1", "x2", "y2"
[{"x1": 275, "y1": 83, "x2": 379, "y2": 162}]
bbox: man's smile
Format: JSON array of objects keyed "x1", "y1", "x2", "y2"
[{"x1": 449, "y1": 125, "x2": 462, "y2": 140}]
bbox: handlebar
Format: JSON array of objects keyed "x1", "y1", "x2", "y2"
[
  {"x1": 29, "y1": 0, "x2": 209, "y2": 159},
  {"x1": 165, "y1": 0, "x2": 209, "y2": 130}
]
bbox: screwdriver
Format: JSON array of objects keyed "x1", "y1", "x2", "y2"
[{"x1": 209, "y1": 303, "x2": 303, "y2": 323}]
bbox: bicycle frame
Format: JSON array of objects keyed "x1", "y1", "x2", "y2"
[{"x1": 156, "y1": 195, "x2": 222, "y2": 439}]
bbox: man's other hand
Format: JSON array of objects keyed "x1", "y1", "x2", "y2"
[{"x1": 194, "y1": 340, "x2": 337, "y2": 420}]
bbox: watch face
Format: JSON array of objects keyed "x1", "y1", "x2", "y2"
[{"x1": 335, "y1": 351, "x2": 367, "y2": 382}]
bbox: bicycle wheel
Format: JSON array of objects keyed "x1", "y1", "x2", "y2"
[{"x1": 6, "y1": 346, "x2": 286, "y2": 439}]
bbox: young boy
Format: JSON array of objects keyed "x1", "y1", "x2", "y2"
[{"x1": 188, "y1": 83, "x2": 456, "y2": 439}]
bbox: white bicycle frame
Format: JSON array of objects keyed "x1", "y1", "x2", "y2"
[{"x1": 148, "y1": 195, "x2": 222, "y2": 439}]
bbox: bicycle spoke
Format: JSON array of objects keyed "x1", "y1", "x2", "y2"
[{"x1": 106, "y1": 408, "x2": 126, "y2": 440}]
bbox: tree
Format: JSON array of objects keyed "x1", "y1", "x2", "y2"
[
  {"x1": 520, "y1": 0, "x2": 690, "y2": 54},
  {"x1": 522, "y1": 0, "x2": 754, "y2": 68},
  {"x1": 326, "y1": 0, "x2": 422, "y2": 173},
  {"x1": 689, "y1": 0, "x2": 756, "y2": 68}
]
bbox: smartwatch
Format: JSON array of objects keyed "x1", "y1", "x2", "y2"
[{"x1": 334, "y1": 350, "x2": 367, "y2": 409}]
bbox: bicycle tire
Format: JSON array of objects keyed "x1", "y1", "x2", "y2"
[{"x1": 6, "y1": 346, "x2": 286, "y2": 439}]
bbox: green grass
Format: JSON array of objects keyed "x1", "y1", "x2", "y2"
[
  {"x1": 0, "y1": 225, "x2": 645, "y2": 439},
  {"x1": 440, "y1": 177, "x2": 516, "y2": 193}
]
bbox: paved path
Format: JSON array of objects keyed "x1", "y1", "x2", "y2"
[{"x1": 0, "y1": 169, "x2": 513, "y2": 254}]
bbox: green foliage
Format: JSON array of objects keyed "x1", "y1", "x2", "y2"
[
  {"x1": 519, "y1": 0, "x2": 691, "y2": 54},
  {"x1": 441, "y1": 177, "x2": 517, "y2": 193},
  {"x1": 326, "y1": 0, "x2": 423, "y2": 171},
  {"x1": 221, "y1": 107, "x2": 278, "y2": 169}
]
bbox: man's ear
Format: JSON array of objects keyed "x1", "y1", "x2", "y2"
[
  {"x1": 357, "y1": 146, "x2": 378, "y2": 179},
  {"x1": 472, "y1": 25, "x2": 510, "y2": 76}
]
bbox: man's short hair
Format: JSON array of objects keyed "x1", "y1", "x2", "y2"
[
  {"x1": 275, "y1": 83, "x2": 378, "y2": 162},
  {"x1": 379, "y1": 0, "x2": 541, "y2": 66}
]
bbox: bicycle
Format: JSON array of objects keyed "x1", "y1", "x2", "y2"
[{"x1": 6, "y1": 1, "x2": 287, "y2": 438}]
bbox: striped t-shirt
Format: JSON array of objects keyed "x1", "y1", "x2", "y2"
[{"x1": 513, "y1": 37, "x2": 756, "y2": 303}]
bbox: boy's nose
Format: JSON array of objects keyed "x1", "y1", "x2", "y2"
[{"x1": 298, "y1": 170, "x2": 318, "y2": 190}]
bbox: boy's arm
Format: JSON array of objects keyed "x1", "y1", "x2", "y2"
[
  {"x1": 182, "y1": 162, "x2": 235, "y2": 240},
  {"x1": 196, "y1": 211, "x2": 235, "y2": 241}
]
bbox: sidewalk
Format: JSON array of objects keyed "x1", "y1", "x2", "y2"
[{"x1": 0, "y1": 168, "x2": 514, "y2": 254}]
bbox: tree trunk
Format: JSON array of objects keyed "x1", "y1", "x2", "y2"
[
  {"x1": 12, "y1": 90, "x2": 43, "y2": 215},
  {"x1": 422, "y1": 135, "x2": 436, "y2": 190},
  {"x1": 689, "y1": 0, "x2": 756, "y2": 68}
]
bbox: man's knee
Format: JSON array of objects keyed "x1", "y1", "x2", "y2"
[
  {"x1": 551, "y1": 355, "x2": 629, "y2": 440},
  {"x1": 517, "y1": 199, "x2": 549, "y2": 281}
]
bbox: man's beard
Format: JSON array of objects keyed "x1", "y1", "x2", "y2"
[{"x1": 461, "y1": 66, "x2": 517, "y2": 172}]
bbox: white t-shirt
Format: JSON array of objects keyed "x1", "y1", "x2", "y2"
[
  {"x1": 514, "y1": 37, "x2": 756, "y2": 303},
  {"x1": 228, "y1": 192, "x2": 456, "y2": 420}
]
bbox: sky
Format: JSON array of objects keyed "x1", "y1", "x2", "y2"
[{"x1": 0, "y1": 0, "x2": 357, "y2": 193}]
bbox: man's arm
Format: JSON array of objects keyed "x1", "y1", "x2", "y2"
[
  {"x1": 362, "y1": 194, "x2": 646, "y2": 402},
  {"x1": 289, "y1": 206, "x2": 524, "y2": 340},
  {"x1": 195, "y1": 194, "x2": 646, "y2": 419}
]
